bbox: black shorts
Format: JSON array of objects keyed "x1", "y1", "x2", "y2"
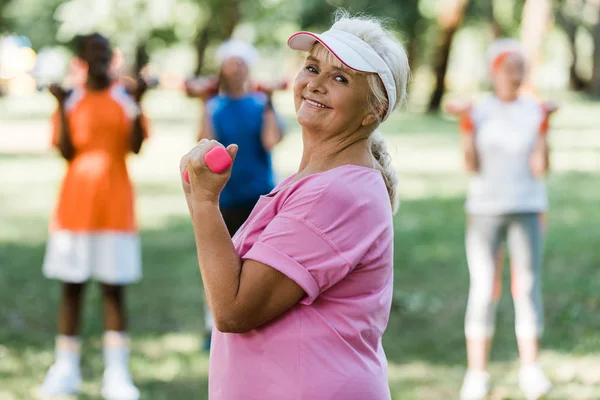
[{"x1": 220, "y1": 202, "x2": 257, "y2": 237}]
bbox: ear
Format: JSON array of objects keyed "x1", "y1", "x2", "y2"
[{"x1": 362, "y1": 112, "x2": 381, "y2": 127}]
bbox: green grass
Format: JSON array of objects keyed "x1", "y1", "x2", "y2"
[{"x1": 1, "y1": 92, "x2": 599, "y2": 399}]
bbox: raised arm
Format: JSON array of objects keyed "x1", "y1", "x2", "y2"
[
  {"x1": 530, "y1": 103, "x2": 556, "y2": 177},
  {"x1": 197, "y1": 102, "x2": 215, "y2": 142},
  {"x1": 180, "y1": 141, "x2": 304, "y2": 334},
  {"x1": 445, "y1": 100, "x2": 479, "y2": 173},
  {"x1": 461, "y1": 130, "x2": 479, "y2": 173},
  {"x1": 261, "y1": 100, "x2": 283, "y2": 151},
  {"x1": 130, "y1": 78, "x2": 148, "y2": 154},
  {"x1": 49, "y1": 84, "x2": 76, "y2": 161}
]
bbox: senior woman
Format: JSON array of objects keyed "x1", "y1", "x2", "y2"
[{"x1": 180, "y1": 12, "x2": 409, "y2": 399}]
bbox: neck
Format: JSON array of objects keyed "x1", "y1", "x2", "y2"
[
  {"x1": 496, "y1": 92, "x2": 518, "y2": 102},
  {"x1": 297, "y1": 126, "x2": 374, "y2": 177},
  {"x1": 223, "y1": 83, "x2": 247, "y2": 98},
  {"x1": 86, "y1": 76, "x2": 111, "y2": 91}
]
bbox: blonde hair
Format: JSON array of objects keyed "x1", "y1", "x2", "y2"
[{"x1": 316, "y1": 11, "x2": 410, "y2": 213}]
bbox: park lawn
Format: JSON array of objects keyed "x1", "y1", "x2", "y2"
[{"x1": 0, "y1": 91, "x2": 599, "y2": 399}]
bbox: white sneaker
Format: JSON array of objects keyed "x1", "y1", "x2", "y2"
[
  {"x1": 519, "y1": 364, "x2": 552, "y2": 400},
  {"x1": 460, "y1": 369, "x2": 491, "y2": 400},
  {"x1": 38, "y1": 362, "x2": 82, "y2": 398},
  {"x1": 101, "y1": 365, "x2": 140, "y2": 400}
]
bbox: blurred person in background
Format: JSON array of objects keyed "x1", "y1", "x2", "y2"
[
  {"x1": 179, "y1": 11, "x2": 408, "y2": 399},
  {"x1": 39, "y1": 33, "x2": 149, "y2": 400},
  {"x1": 184, "y1": 39, "x2": 285, "y2": 350},
  {"x1": 446, "y1": 38, "x2": 556, "y2": 400}
]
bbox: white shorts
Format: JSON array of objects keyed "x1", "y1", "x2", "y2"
[{"x1": 43, "y1": 231, "x2": 142, "y2": 285}]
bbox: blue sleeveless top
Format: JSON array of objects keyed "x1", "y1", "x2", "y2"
[{"x1": 206, "y1": 92, "x2": 275, "y2": 209}]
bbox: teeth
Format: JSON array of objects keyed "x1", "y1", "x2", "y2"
[{"x1": 305, "y1": 99, "x2": 327, "y2": 108}]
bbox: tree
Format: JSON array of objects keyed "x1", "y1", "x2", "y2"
[
  {"x1": 192, "y1": 0, "x2": 244, "y2": 76},
  {"x1": 519, "y1": 0, "x2": 551, "y2": 95},
  {"x1": 2, "y1": 0, "x2": 64, "y2": 50},
  {"x1": 0, "y1": 0, "x2": 13, "y2": 34},
  {"x1": 428, "y1": 0, "x2": 470, "y2": 113},
  {"x1": 589, "y1": 2, "x2": 600, "y2": 96},
  {"x1": 553, "y1": 0, "x2": 588, "y2": 90},
  {"x1": 49, "y1": 0, "x2": 211, "y2": 76}
]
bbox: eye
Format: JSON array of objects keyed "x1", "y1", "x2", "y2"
[
  {"x1": 305, "y1": 65, "x2": 318, "y2": 74},
  {"x1": 335, "y1": 75, "x2": 348, "y2": 84}
]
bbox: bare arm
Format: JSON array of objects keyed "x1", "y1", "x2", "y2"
[
  {"x1": 190, "y1": 201, "x2": 305, "y2": 333},
  {"x1": 130, "y1": 78, "x2": 148, "y2": 154},
  {"x1": 462, "y1": 134, "x2": 479, "y2": 173},
  {"x1": 197, "y1": 102, "x2": 214, "y2": 141},
  {"x1": 49, "y1": 84, "x2": 75, "y2": 161},
  {"x1": 445, "y1": 100, "x2": 479, "y2": 172},
  {"x1": 130, "y1": 117, "x2": 145, "y2": 154},
  {"x1": 181, "y1": 142, "x2": 304, "y2": 334},
  {"x1": 261, "y1": 102, "x2": 282, "y2": 151},
  {"x1": 529, "y1": 101, "x2": 556, "y2": 177},
  {"x1": 56, "y1": 104, "x2": 76, "y2": 161},
  {"x1": 530, "y1": 135, "x2": 549, "y2": 177}
]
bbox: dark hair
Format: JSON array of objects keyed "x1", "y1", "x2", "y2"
[{"x1": 73, "y1": 33, "x2": 110, "y2": 58}]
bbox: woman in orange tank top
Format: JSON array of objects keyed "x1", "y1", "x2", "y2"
[{"x1": 39, "y1": 33, "x2": 148, "y2": 400}]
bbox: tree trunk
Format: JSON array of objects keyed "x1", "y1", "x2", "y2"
[
  {"x1": 218, "y1": 0, "x2": 242, "y2": 39},
  {"x1": 0, "y1": 0, "x2": 11, "y2": 97},
  {"x1": 428, "y1": 0, "x2": 470, "y2": 113},
  {"x1": 486, "y1": 0, "x2": 505, "y2": 39},
  {"x1": 406, "y1": 38, "x2": 418, "y2": 70},
  {"x1": 555, "y1": 7, "x2": 588, "y2": 90},
  {"x1": 588, "y1": 5, "x2": 600, "y2": 96},
  {"x1": 193, "y1": 0, "x2": 242, "y2": 76},
  {"x1": 519, "y1": 0, "x2": 551, "y2": 95},
  {"x1": 194, "y1": 25, "x2": 211, "y2": 76}
]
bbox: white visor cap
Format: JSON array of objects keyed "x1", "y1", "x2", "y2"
[
  {"x1": 288, "y1": 29, "x2": 397, "y2": 121},
  {"x1": 216, "y1": 39, "x2": 258, "y2": 67},
  {"x1": 486, "y1": 38, "x2": 526, "y2": 73}
]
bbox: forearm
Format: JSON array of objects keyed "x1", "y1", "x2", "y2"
[
  {"x1": 462, "y1": 136, "x2": 479, "y2": 173},
  {"x1": 261, "y1": 106, "x2": 283, "y2": 150},
  {"x1": 130, "y1": 113, "x2": 145, "y2": 154},
  {"x1": 57, "y1": 105, "x2": 75, "y2": 161},
  {"x1": 198, "y1": 105, "x2": 214, "y2": 141},
  {"x1": 190, "y1": 200, "x2": 243, "y2": 327},
  {"x1": 530, "y1": 138, "x2": 549, "y2": 176}
]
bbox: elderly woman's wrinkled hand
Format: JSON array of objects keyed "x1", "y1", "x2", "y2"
[{"x1": 180, "y1": 139, "x2": 238, "y2": 205}]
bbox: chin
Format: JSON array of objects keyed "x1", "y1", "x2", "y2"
[{"x1": 296, "y1": 113, "x2": 321, "y2": 131}]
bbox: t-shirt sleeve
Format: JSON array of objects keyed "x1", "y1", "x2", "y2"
[
  {"x1": 242, "y1": 185, "x2": 356, "y2": 305},
  {"x1": 468, "y1": 99, "x2": 489, "y2": 134},
  {"x1": 538, "y1": 104, "x2": 550, "y2": 136},
  {"x1": 459, "y1": 112, "x2": 475, "y2": 135}
]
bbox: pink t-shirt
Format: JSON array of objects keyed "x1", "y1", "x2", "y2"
[{"x1": 209, "y1": 165, "x2": 395, "y2": 400}]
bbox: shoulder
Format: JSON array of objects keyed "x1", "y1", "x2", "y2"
[
  {"x1": 206, "y1": 95, "x2": 227, "y2": 115},
  {"x1": 519, "y1": 96, "x2": 545, "y2": 114},
  {"x1": 511, "y1": 96, "x2": 545, "y2": 126},
  {"x1": 472, "y1": 95, "x2": 496, "y2": 115},
  {"x1": 64, "y1": 86, "x2": 86, "y2": 113},
  {"x1": 249, "y1": 91, "x2": 268, "y2": 106},
  {"x1": 108, "y1": 84, "x2": 140, "y2": 119},
  {"x1": 282, "y1": 166, "x2": 392, "y2": 231}
]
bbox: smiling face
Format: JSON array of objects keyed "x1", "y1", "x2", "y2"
[{"x1": 294, "y1": 44, "x2": 376, "y2": 139}]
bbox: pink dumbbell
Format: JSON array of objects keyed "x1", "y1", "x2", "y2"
[{"x1": 184, "y1": 146, "x2": 232, "y2": 183}]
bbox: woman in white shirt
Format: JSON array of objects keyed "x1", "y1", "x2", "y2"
[{"x1": 447, "y1": 39, "x2": 556, "y2": 400}]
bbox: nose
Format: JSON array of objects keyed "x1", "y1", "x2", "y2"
[{"x1": 307, "y1": 74, "x2": 327, "y2": 94}]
